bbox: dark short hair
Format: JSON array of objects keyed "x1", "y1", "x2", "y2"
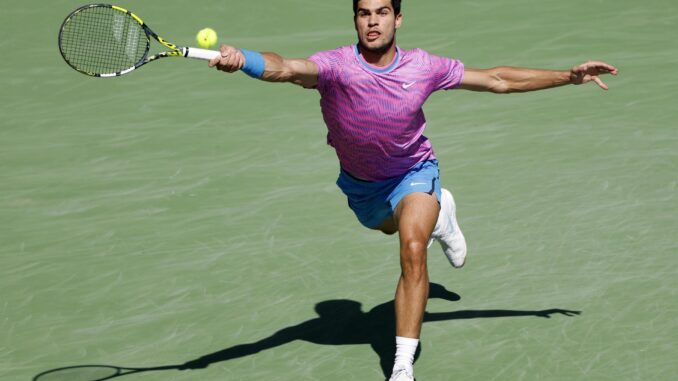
[{"x1": 353, "y1": 0, "x2": 402, "y2": 16}]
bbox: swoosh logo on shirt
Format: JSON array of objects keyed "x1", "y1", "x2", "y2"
[{"x1": 402, "y1": 81, "x2": 417, "y2": 89}]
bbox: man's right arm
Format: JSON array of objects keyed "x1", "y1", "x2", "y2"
[{"x1": 208, "y1": 45, "x2": 319, "y2": 88}]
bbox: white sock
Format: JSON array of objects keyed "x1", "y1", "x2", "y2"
[{"x1": 393, "y1": 336, "x2": 419, "y2": 371}]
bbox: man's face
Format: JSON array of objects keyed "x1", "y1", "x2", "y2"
[{"x1": 354, "y1": 0, "x2": 402, "y2": 54}]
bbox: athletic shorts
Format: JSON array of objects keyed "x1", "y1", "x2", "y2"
[{"x1": 336, "y1": 160, "x2": 442, "y2": 229}]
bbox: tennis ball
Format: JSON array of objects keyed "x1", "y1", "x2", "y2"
[{"x1": 196, "y1": 28, "x2": 218, "y2": 49}]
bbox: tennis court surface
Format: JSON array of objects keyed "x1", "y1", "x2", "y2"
[{"x1": 2, "y1": 0, "x2": 676, "y2": 380}]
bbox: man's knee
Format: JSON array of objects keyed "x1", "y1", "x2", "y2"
[{"x1": 400, "y1": 240, "x2": 428, "y2": 278}]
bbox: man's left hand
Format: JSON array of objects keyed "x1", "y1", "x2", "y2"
[{"x1": 570, "y1": 61, "x2": 618, "y2": 90}]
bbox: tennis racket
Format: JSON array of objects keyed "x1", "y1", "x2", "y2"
[
  {"x1": 58, "y1": 4, "x2": 221, "y2": 77},
  {"x1": 33, "y1": 364, "x2": 179, "y2": 381}
]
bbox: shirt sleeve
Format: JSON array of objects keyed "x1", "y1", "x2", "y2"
[
  {"x1": 307, "y1": 50, "x2": 340, "y2": 92},
  {"x1": 428, "y1": 53, "x2": 465, "y2": 91}
]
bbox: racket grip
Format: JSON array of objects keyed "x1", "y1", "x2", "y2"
[{"x1": 183, "y1": 47, "x2": 221, "y2": 60}]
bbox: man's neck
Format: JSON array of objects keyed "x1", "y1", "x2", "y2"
[{"x1": 358, "y1": 42, "x2": 397, "y2": 67}]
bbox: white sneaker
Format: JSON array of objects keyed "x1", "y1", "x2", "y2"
[
  {"x1": 389, "y1": 366, "x2": 415, "y2": 381},
  {"x1": 429, "y1": 188, "x2": 467, "y2": 268}
]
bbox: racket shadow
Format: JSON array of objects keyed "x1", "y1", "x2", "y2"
[
  {"x1": 32, "y1": 283, "x2": 581, "y2": 381},
  {"x1": 32, "y1": 364, "x2": 179, "y2": 381}
]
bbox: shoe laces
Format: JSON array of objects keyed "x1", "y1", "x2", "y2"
[{"x1": 390, "y1": 367, "x2": 414, "y2": 381}]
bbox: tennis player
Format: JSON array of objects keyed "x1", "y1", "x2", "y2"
[{"x1": 209, "y1": 0, "x2": 617, "y2": 379}]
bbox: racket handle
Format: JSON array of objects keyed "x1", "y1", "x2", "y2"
[{"x1": 183, "y1": 47, "x2": 221, "y2": 60}]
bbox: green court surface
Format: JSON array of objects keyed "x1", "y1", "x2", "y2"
[{"x1": 2, "y1": 1, "x2": 676, "y2": 380}]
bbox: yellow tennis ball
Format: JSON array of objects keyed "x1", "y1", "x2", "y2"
[{"x1": 196, "y1": 28, "x2": 218, "y2": 49}]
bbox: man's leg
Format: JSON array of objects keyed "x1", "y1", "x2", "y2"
[
  {"x1": 393, "y1": 192, "x2": 439, "y2": 338},
  {"x1": 387, "y1": 192, "x2": 439, "y2": 380}
]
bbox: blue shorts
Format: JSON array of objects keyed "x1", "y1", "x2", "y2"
[{"x1": 336, "y1": 160, "x2": 442, "y2": 229}]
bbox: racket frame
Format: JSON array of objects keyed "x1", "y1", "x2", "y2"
[{"x1": 58, "y1": 4, "x2": 219, "y2": 77}]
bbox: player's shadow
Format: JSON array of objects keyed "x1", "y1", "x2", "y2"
[
  {"x1": 179, "y1": 283, "x2": 581, "y2": 378},
  {"x1": 32, "y1": 283, "x2": 581, "y2": 381}
]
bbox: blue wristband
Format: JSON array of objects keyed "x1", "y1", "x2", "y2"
[{"x1": 240, "y1": 49, "x2": 265, "y2": 78}]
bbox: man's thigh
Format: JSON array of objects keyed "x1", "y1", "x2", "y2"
[{"x1": 395, "y1": 192, "x2": 440, "y2": 244}]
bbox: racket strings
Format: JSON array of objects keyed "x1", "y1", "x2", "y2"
[{"x1": 60, "y1": 6, "x2": 148, "y2": 75}]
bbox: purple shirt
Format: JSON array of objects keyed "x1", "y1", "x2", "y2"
[{"x1": 308, "y1": 45, "x2": 464, "y2": 181}]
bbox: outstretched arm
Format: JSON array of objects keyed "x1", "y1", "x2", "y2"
[
  {"x1": 459, "y1": 61, "x2": 618, "y2": 93},
  {"x1": 208, "y1": 45, "x2": 318, "y2": 88},
  {"x1": 424, "y1": 308, "x2": 581, "y2": 322}
]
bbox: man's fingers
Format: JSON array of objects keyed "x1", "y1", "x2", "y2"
[
  {"x1": 226, "y1": 54, "x2": 242, "y2": 72},
  {"x1": 574, "y1": 61, "x2": 617, "y2": 73},
  {"x1": 209, "y1": 44, "x2": 243, "y2": 72},
  {"x1": 592, "y1": 65, "x2": 617, "y2": 77},
  {"x1": 593, "y1": 76, "x2": 608, "y2": 90},
  {"x1": 208, "y1": 56, "x2": 220, "y2": 68},
  {"x1": 574, "y1": 62, "x2": 591, "y2": 74},
  {"x1": 219, "y1": 44, "x2": 234, "y2": 56},
  {"x1": 580, "y1": 61, "x2": 619, "y2": 76},
  {"x1": 235, "y1": 56, "x2": 245, "y2": 71},
  {"x1": 209, "y1": 49, "x2": 244, "y2": 73},
  {"x1": 592, "y1": 61, "x2": 618, "y2": 75}
]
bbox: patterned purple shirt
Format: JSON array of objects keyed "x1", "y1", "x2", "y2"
[{"x1": 308, "y1": 45, "x2": 464, "y2": 181}]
